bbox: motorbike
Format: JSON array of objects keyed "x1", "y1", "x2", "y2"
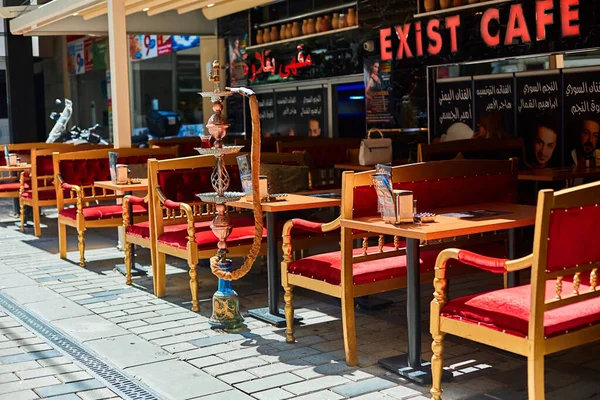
[{"x1": 47, "y1": 99, "x2": 109, "y2": 145}]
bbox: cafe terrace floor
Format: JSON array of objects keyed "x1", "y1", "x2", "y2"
[{"x1": 0, "y1": 199, "x2": 599, "y2": 400}]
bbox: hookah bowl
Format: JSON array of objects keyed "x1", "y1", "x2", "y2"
[{"x1": 195, "y1": 60, "x2": 246, "y2": 331}]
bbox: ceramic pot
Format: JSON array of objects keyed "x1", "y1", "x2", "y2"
[
  {"x1": 315, "y1": 16, "x2": 323, "y2": 33},
  {"x1": 323, "y1": 15, "x2": 331, "y2": 31},
  {"x1": 440, "y1": 0, "x2": 451, "y2": 8},
  {"x1": 306, "y1": 18, "x2": 315, "y2": 34},
  {"x1": 468, "y1": 0, "x2": 479, "y2": 3},
  {"x1": 280, "y1": 25, "x2": 287, "y2": 39},
  {"x1": 347, "y1": 8, "x2": 356, "y2": 26},
  {"x1": 262, "y1": 28, "x2": 270, "y2": 43},
  {"x1": 424, "y1": 0, "x2": 436, "y2": 11},
  {"x1": 302, "y1": 20, "x2": 307, "y2": 35},
  {"x1": 270, "y1": 26, "x2": 279, "y2": 42},
  {"x1": 286, "y1": 23, "x2": 292, "y2": 39},
  {"x1": 292, "y1": 21, "x2": 301, "y2": 37},
  {"x1": 355, "y1": 9, "x2": 358, "y2": 25},
  {"x1": 339, "y1": 13, "x2": 346, "y2": 28},
  {"x1": 256, "y1": 29, "x2": 263, "y2": 45},
  {"x1": 453, "y1": 0, "x2": 463, "y2": 6},
  {"x1": 332, "y1": 13, "x2": 339, "y2": 29}
]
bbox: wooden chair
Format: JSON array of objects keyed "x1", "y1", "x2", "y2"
[
  {"x1": 234, "y1": 136, "x2": 299, "y2": 153},
  {"x1": 52, "y1": 147, "x2": 177, "y2": 267},
  {"x1": 20, "y1": 144, "x2": 108, "y2": 237},
  {"x1": 430, "y1": 181, "x2": 600, "y2": 400},
  {"x1": 277, "y1": 138, "x2": 361, "y2": 190},
  {"x1": 122, "y1": 151, "x2": 309, "y2": 290},
  {"x1": 281, "y1": 159, "x2": 519, "y2": 366},
  {"x1": 149, "y1": 136, "x2": 208, "y2": 157},
  {"x1": 418, "y1": 138, "x2": 524, "y2": 163}
]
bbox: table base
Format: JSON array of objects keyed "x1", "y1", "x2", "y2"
[
  {"x1": 114, "y1": 263, "x2": 147, "y2": 277},
  {"x1": 379, "y1": 354, "x2": 453, "y2": 385},
  {"x1": 354, "y1": 296, "x2": 393, "y2": 311},
  {"x1": 248, "y1": 307, "x2": 302, "y2": 327}
]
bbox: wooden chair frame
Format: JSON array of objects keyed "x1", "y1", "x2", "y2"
[
  {"x1": 430, "y1": 181, "x2": 600, "y2": 400},
  {"x1": 281, "y1": 159, "x2": 519, "y2": 366},
  {"x1": 19, "y1": 144, "x2": 106, "y2": 237},
  {"x1": 53, "y1": 147, "x2": 176, "y2": 267}
]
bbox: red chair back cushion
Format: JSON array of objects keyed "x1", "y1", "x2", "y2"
[
  {"x1": 546, "y1": 204, "x2": 600, "y2": 272},
  {"x1": 157, "y1": 166, "x2": 242, "y2": 202},
  {"x1": 353, "y1": 172, "x2": 516, "y2": 219}
]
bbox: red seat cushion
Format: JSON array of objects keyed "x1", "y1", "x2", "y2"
[
  {"x1": 21, "y1": 189, "x2": 56, "y2": 200},
  {"x1": 288, "y1": 242, "x2": 506, "y2": 285},
  {"x1": 157, "y1": 217, "x2": 261, "y2": 250},
  {"x1": 60, "y1": 204, "x2": 147, "y2": 221},
  {"x1": 0, "y1": 182, "x2": 27, "y2": 193},
  {"x1": 441, "y1": 279, "x2": 600, "y2": 338},
  {"x1": 126, "y1": 220, "x2": 214, "y2": 239}
]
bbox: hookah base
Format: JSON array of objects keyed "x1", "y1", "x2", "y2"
[
  {"x1": 209, "y1": 259, "x2": 244, "y2": 332},
  {"x1": 248, "y1": 307, "x2": 303, "y2": 328}
]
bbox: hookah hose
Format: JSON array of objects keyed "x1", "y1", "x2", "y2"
[{"x1": 209, "y1": 89, "x2": 264, "y2": 281}]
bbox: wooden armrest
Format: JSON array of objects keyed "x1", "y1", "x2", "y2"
[{"x1": 436, "y1": 248, "x2": 532, "y2": 274}]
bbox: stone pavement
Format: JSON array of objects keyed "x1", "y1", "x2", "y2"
[{"x1": 1, "y1": 200, "x2": 600, "y2": 400}]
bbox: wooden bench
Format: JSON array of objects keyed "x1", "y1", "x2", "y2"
[
  {"x1": 281, "y1": 159, "x2": 519, "y2": 365},
  {"x1": 52, "y1": 147, "x2": 177, "y2": 267},
  {"x1": 234, "y1": 136, "x2": 299, "y2": 153},
  {"x1": 418, "y1": 138, "x2": 524, "y2": 163}
]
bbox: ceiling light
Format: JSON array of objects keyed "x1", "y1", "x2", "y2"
[
  {"x1": 207, "y1": 3, "x2": 215, "y2": 7},
  {"x1": 143, "y1": 7, "x2": 150, "y2": 11},
  {"x1": 72, "y1": 12, "x2": 79, "y2": 16}
]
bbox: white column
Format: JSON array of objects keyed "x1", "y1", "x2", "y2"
[{"x1": 107, "y1": 0, "x2": 132, "y2": 149}]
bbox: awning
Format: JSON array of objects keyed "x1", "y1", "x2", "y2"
[{"x1": 8, "y1": 0, "x2": 274, "y2": 36}]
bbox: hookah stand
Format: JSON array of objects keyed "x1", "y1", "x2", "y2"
[{"x1": 195, "y1": 61, "x2": 247, "y2": 331}]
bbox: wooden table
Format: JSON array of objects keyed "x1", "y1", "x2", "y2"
[
  {"x1": 228, "y1": 193, "x2": 341, "y2": 326},
  {"x1": 94, "y1": 179, "x2": 149, "y2": 276},
  {"x1": 0, "y1": 164, "x2": 31, "y2": 173},
  {"x1": 341, "y1": 202, "x2": 536, "y2": 384}
]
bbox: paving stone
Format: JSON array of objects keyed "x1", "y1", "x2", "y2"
[
  {"x1": 16, "y1": 363, "x2": 82, "y2": 380},
  {"x1": 151, "y1": 331, "x2": 207, "y2": 346},
  {"x1": 37, "y1": 357, "x2": 72, "y2": 367},
  {"x1": 127, "y1": 359, "x2": 231, "y2": 399},
  {"x1": 139, "y1": 331, "x2": 172, "y2": 341},
  {"x1": 2, "y1": 286, "x2": 63, "y2": 304},
  {"x1": 76, "y1": 388, "x2": 118, "y2": 400},
  {"x1": 0, "y1": 346, "x2": 24, "y2": 357},
  {"x1": 162, "y1": 342, "x2": 196, "y2": 353},
  {"x1": 26, "y1": 299, "x2": 92, "y2": 321},
  {"x1": 189, "y1": 355, "x2": 225, "y2": 369},
  {"x1": 203, "y1": 357, "x2": 269, "y2": 376},
  {"x1": 252, "y1": 388, "x2": 295, "y2": 400},
  {"x1": 293, "y1": 391, "x2": 345, "y2": 400},
  {"x1": 118, "y1": 320, "x2": 147, "y2": 330},
  {"x1": 380, "y1": 384, "x2": 425, "y2": 399},
  {"x1": 43, "y1": 394, "x2": 80, "y2": 400},
  {"x1": 36, "y1": 274, "x2": 77, "y2": 282},
  {"x1": 57, "y1": 371, "x2": 94, "y2": 383},
  {"x1": 20, "y1": 343, "x2": 53, "y2": 352},
  {"x1": 293, "y1": 362, "x2": 354, "y2": 380},
  {"x1": 34, "y1": 379, "x2": 105, "y2": 397},
  {"x1": 332, "y1": 377, "x2": 397, "y2": 398},
  {"x1": 248, "y1": 359, "x2": 308, "y2": 378},
  {"x1": 0, "y1": 373, "x2": 19, "y2": 384},
  {"x1": 283, "y1": 375, "x2": 350, "y2": 396},
  {"x1": 90, "y1": 289, "x2": 133, "y2": 298},
  {"x1": 235, "y1": 372, "x2": 304, "y2": 394},
  {"x1": 0, "y1": 360, "x2": 40, "y2": 374},
  {"x1": 0, "y1": 389, "x2": 39, "y2": 400},
  {"x1": 53, "y1": 315, "x2": 129, "y2": 343},
  {"x1": 130, "y1": 321, "x2": 181, "y2": 334},
  {"x1": 260, "y1": 346, "x2": 321, "y2": 363},
  {"x1": 302, "y1": 350, "x2": 346, "y2": 366},
  {"x1": 0, "y1": 349, "x2": 62, "y2": 364},
  {"x1": 191, "y1": 389, "x2": 254, "y2": 400},
  {"x1": 189, "y1": 333, "x2": 246, "y2": 348},
  {"x1": 178, "y1": 344, "x2": 236, "y2": 361},
  {"x1": 218, "y1": 371, "x2": 257, "y2": 385},
  {"x1": 76, "y1": 296, "x2": 119, "y2": 305},
  {"x1": 0, "y1": 273, "x2": 37, "y2": 290},
  {"x1": 85, "y1": 334, "x2": 175, "y2": 369},
  {"x1": 0, "y1": 375, "x2": 61, "y2": 394}
]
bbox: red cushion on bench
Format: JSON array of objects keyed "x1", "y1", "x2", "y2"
[
  {"x1": 441, "y1": 279, "x2": 600, "y2": 338},
  {"x1": 20, "y1": 189, "x2": 56, "y2": 200},
  {"x1": 0, "y1": 182, "x2": 27, "y2": 193},
  {"x1": 288, "y1": 242, "x2": 506, "y2": 285},
  {"x1": 60, "y1": 204, "x2": 147, "y2": 221}
]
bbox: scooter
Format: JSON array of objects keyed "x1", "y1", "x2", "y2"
[{"x1": 47, "y1": 99, "x2": 109, "y2": 145}]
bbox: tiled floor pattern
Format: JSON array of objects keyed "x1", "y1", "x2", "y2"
[{"x1": 0, "y1": 200, "x2": 599, "y2": 399}]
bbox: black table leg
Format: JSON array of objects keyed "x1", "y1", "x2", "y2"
[
  {"x1": 115, "y1": 192, "x2": 146, "y2": 277},
  {"x1": 507, "y1": 228, "x2": 519, "y2": 287},
  {"x1": 379, "y1": 238, "x2": 452, "y2": 385},
  {"x1": 248, "y1": 211, "x2": 302, "y2": 326}
]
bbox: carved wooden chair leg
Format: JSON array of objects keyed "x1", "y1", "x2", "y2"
[
  {"x1": 19, "y1": 202, "x2": 25, "y2": 232},
  {"x1": 155, "y1": 252, "x2": 167, "y2": 297},
  {"x1": 189, "y1": 262, "x2": 199, "y2": 312},
  {"x1": 32, "y1": 205, "x2": 42, "y2": 237},
  {"x1": 124, "y1": 241, "x2": 132, "y2": 285},
  {"x1": 283, "y1": 284, "x2": 295, "y2": 343},
  {"x1": 77, "y1": 229, "x2": 86, "y2": 267},
  {"x1": 430, "y1": 333, "x2": 445, "y2": 400},
  {"x1": 341, "y1": 291, "x2": 358, "y2": 366},
  {"x1": 527, "y1": 352, "x2": 545, "y2": 400},
  {"x1": 58, "y1": 223, "x2": 67, "y2": 259}
]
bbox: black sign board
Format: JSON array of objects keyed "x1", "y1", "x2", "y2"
[
  {"x1": 473, "y1": 77, "x2": 515, "y2": 139},
  {"x1": 256, "y1": 92, "x2": 276, "y2": 135},
  {"x1": 434, "y1": 79, "x2": 473, "y2": 139},
  {"x1": 516, "y1": 73, "x2": 562, "y2": 169},
  {"x1": 563, "y1": 70, "x2": 600, "y2": 166}
]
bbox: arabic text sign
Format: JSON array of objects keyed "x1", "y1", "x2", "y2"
[
  {"x1": 474, "y1": 77, "x2": 515, "y2": 138},
  {"x1": 249, "y1": 49, "x2": 313, "y2": 82},
  {"x1": 434, "y1": 80, "x2": 473, "y2": 138}
]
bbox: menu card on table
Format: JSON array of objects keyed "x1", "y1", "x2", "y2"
[
  {"x1": 237, "y1": 154, "x2": 251, "y2": 195},
  {"x1": 371, "y1": 173, "x2": 396, "y2": 223}
]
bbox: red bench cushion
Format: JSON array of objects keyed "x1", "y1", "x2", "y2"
[
  {"x1": 0, "y1": 183, "x2": 27, "y2": 193},
  {"x1": 288, "y1": 242, "x2": 506, "y2": 285},
  {"x1": 60, "y1": 205, "x2": 146, "y2": 221},
  {"x1": 21, "y1": 189, "x2": 56, "y2": 200},
  {"x1": 442, "y1": 279, "x2": 600, "y2": 338}
]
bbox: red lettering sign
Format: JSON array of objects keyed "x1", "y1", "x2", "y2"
[
  {"x1": 561, "y1": 0, "x2": 580, "y2": 37},
  {"x1": 427, "y1": 19, "x2": 442, "y2": 55},
  {"x1": 380, "y1": 28, "x2": 392, "y2": 61},
  {"x1": 445, "y1": 15, "x2": 461, "y2": 53},
  {"x1": 395, "y1": 24, "x2": 414, "y2": 59},
  {"x1": 481, "y1": 8, "x2": 500, "y2": 47},
  {"x1": 505, "y1": 4, "x2": 531, "y2": 45},
  {"x1": 536, "y1": 0, "x2": 554, "y2": 40}
]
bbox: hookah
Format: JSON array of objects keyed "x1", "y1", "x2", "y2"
[{"x1": 195, "y1": 60, "x2": 264, "y2": 331}]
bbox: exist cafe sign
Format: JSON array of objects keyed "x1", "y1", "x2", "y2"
[{"x1": 379, "y1": 0, "x2": 581, "y2": 60}]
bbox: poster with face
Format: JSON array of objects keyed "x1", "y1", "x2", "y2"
[
  {"x1": 434, "y1": 78, "x2": 474, "y2": 142},
  {"x1": 364, "y1": 58, "x2": 393, "y2": 124},
  {"x1": 473, "y1": 75, "x2": 515, "y2": 139},
  {"x1": 228, "y1": 35, "x2": 248, "y2": 88},
  {"x1": 563, "y1": 69, "x2": 600, "y2": 167},
  {"x1": 516, "y1": 71, "x2": 562, "y2": 170}
]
